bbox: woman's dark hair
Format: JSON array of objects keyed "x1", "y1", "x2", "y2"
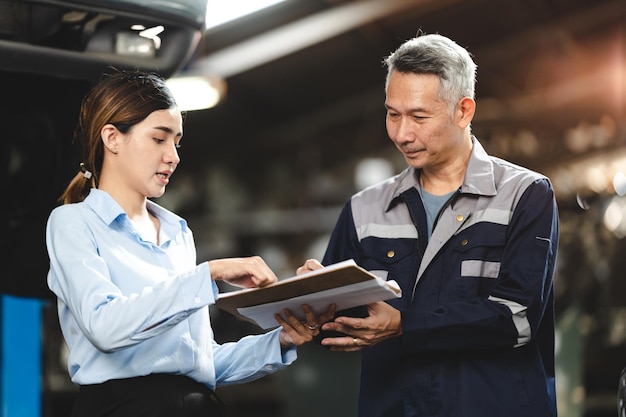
[{"x1": 60, "y1": 68, "x2": 178, "y2": 204}]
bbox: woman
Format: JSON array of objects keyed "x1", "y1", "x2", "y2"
[{"x1": 46, "y1": 69, "x2": 333, "y2": 417}]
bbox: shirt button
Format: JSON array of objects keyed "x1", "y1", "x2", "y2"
[
  {"x1": 386, "y1": 250, "x2": 395, "y2": 258},
  {"x1": 461, "y1": 239, "x2": 469, "y2": 246},
  {"x1": 456, "y1": 215, "x2": 464, "y2": 222},
  {"x1": 194, "y1": 297, "x2": 202, "y2": 304}
]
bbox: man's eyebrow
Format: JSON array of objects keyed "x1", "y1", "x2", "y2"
[{"x1": 384, "y1": 104, "x2": 428, "y2": 113}]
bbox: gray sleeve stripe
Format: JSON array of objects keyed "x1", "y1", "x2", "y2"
[{"x1": 488, "y1": 295, "x2": 531, "y2": 347}]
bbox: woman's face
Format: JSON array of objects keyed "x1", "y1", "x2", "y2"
[{"x1": 113, "y1": 107, "x2": 183, "y2": 199}]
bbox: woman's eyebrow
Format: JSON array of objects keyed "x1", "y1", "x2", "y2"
[{"x1": 153, "y1": 126, "x2": 182, "y2": 137}]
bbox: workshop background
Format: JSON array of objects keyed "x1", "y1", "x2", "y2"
[{"x1": 1, "y1": 1, "x2": 625, "y2": 416}]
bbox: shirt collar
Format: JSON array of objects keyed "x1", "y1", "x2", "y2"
[
  {"x1": 385, "y1": 136, "x2": 497, "y2": 211},
  {"x1": 458, "y1": 137, "x2": 497, "y2": 197},
  {"x1": 83, "y1": 189, "x2": 188, "y2": 233}
]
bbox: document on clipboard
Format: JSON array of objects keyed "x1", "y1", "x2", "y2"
[{"x1": 214, "y1": 259, "x2": 401, "y2": 329}]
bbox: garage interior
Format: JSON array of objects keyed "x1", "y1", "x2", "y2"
[{"x1": 1, "y1": 0, "x2": 625, "y2": 416}]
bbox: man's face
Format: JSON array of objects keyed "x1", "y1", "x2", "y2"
[{"x1": 385, "y1": 71, "x2": 463, "y2": 170}]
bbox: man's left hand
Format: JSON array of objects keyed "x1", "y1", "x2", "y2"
[{"x1": 320, "y1": 301, "x2": 402, "y2": 352}]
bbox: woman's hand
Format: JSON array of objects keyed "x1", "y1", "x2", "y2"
[
  {"x1": 275, "y1": 303, "x2": 336, "y2": 347},
  {"x1": 208, "y1": 256, "x2": 277, "y2": 288}
]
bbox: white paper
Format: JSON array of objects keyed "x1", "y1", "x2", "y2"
[{"x1": 237, "y1": 277, "x2": 401, "y2": 329}]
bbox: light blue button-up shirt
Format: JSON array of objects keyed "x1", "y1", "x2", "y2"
[{"x1": 46, "y1": 189, "x2": 295, "y2": 390}]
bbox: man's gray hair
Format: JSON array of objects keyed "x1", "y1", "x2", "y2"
[{"x1": 384, "y1": 33, "x2": 477, "y2": 111}]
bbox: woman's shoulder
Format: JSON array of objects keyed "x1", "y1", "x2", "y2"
[{"x1": 48, "y1": 201, "x2": 92, "y2": 227}]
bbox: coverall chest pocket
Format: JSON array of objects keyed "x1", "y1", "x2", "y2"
[
  {"x1": 450, "y1": 229, "x2": 506, "y2": 298},
  {"x1": 359, "y1": 237, "x2": 418, "y2": 295}
]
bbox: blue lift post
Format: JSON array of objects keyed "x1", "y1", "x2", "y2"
[{"x1": 1, "y1": 294, "x2": 43, "y2": 417}]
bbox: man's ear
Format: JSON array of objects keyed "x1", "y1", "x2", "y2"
[
  {"x1": 101, "y1": 124, "x2": 119, "y2": 154},
  {"x1": 457, "y1": 97, "x2": 476, "y2": 129}
]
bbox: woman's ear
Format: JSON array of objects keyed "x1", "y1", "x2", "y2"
[{"x1": 101, "y1": 124, "x2": 119, "y2": 154}]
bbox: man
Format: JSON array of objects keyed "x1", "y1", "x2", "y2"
[{"x1": 298, "y1": 33, "x2": 559, "y2": 417}]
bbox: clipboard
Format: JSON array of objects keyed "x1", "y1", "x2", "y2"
[{"x1": 215, "y1": 259, "x2": 401, "y2": 329}]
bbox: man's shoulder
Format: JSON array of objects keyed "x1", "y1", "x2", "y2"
[
  {"x1": 488, "y1": 155, "x2": 549, "y2": 189},
  {"x1": 472, "y1": 136, "x2": 548, "y2": 185},
  {"x1": 490, "y1": 155, "x2": 544, "y2": 176}
]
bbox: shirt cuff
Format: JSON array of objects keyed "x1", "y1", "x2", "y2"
[
  {"x1": 178, "y1": 261, "x2": 217, "y2": 308},
  {"x1": 268, "y1": 327, "x2": 297, "y2": 365}
]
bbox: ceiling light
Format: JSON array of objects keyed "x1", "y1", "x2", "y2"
[
  {"x1": 138, "y1": 25, "x2": 164, "y2": 49},
  {"x1": 116, "y1": 31, "x2": 156, "y2": 57},
  {"x1": 166, "y1": 76, "x2": 226, "y2": 111},
  {"x1": 115, "y1": 25, "x2": 164, "y2": 57},
  {"x1": 205, "y1": 0, "x2": 286, "y2": 30}
]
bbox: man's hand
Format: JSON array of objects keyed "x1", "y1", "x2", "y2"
[{"x1": 320, "y1": 301, "x2": 402, "y2": 352}]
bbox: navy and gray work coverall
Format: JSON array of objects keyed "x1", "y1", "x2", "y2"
[{"x1": 322, "y1": 138, "x2": 559, "y2": 417}]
